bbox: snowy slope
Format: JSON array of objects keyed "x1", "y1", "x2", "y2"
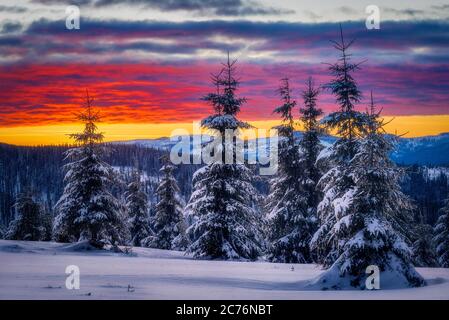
[
  {"x1": 111, "y1": 132, "x2": 449, "y2": 166},
  {"x1": 392, "y1": 133, "x2": 449, "y2": 166},
  {"x1": 111, "y1": 137, "x2": 174, "y2": 150},
  {"x1": 112, "y1": 166, "x2": 159, "y2": 184},
  {"x1": 1, "y1": 240, "x2": 448, "y2": 300},
  {"x1": 111, "y1": 134, "x2": 211, "y2": 151},
  {"x1": 421, "y1": 167, "x2": 449, "y2": 182}
]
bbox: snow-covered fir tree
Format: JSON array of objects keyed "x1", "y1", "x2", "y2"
[
  {"x1": 265, "y1": 78, "x2": 315, "y2": 263},
  {"x1": 6, "y1": 192, "x2": 45, "y2": 241},
  {"x1": 40, "y1": 208, "x2": 54, "y2": 241},
  {"x1": 126, "y1": 169, "x2": 151, "y2": 247},
  {"x1": 434, "y1": 197, "x2": 449, "y2": 267},
  {"x1": 321, "y1": 26, "x2": 367, "y2": 159},
  {"x1": 412, "y1": 223, "x2": 438, "y2": 267},
  {"x1": 149, "y1": 162, "x2": 188, "y2": 250},
  {"x1": 53, "y1": 91, "x2": 128, "y2": 248},
  {"x1": 311, "y1": 93, "x2": 424, "y2": 289},
  {"x1": 185, "y1": 55, "x2": 263, "y2": 260},
  {"x1": 0, "y1": 225, "x2": 5, "y2": 239},
  {"x1": 298, "y1": 77, "x2": 324, "y2": 260},
  {"x1": 311, "y1": 27, "x2": 369, "y2": 265},
  {"x1": 299, "y1": 78, "x2": 324, "y2": 210}
]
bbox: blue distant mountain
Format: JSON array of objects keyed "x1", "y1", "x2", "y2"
[
  {"x1": 391, "y1": 132, "x2": 449, "y2": 166},
  {"x1": 113, "y1": 132, "x2": 449, "y2": 167},
  {"x1": 297, "y1": 131, "x2": 449, "y2": 166}
]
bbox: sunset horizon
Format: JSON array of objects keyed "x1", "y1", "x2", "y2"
[
  {"x1": 1, "y1": 1, "x2": 449, "y2": 146},
  {"x1": 1, "y1": 114, "x2": 449, "y2": 146}
]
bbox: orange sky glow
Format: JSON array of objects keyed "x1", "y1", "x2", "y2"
[{"x1": 1, "y1": 115, "x2": 448, "y2": 146}]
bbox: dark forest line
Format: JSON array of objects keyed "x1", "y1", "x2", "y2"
[{"x1": 0, "y1": 142, "x2": 447, "y2": 227}]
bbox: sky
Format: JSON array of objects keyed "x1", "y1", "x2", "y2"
[{"x1": 0, "y1": 0, "x2": 448, "y2": 145}]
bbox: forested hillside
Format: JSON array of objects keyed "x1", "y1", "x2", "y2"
[
  {"x1": 1, "y1": 142, "x2": 447, "y2": 228},
  {"x1": 0, "y1": 143, "x2": 200, "y2": 226}
]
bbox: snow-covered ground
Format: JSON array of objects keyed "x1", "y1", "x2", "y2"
[
  {"x1": 423, "y1": 167, "x2": 449, "y2": 182},
  {"x1": 1, "y1": 240, "x2": 448, "y2": 300}
]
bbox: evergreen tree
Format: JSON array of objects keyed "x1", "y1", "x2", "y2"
[
  {"x1": 40, "y1": 208, "x2": 54, "y2": 241},
  {"x1": 299, "y1": 78, "x2": 324, "y2": 207},
  {"x1": 0, "y1": 225, "x2": 5, "y2": 239},
  {"x1": 149, "y1": 162, "x2": 188, "y2": 250},
  {"x1": 126, "y1": 169, "x2": 151, "y2": 247},
  {"x1": 311, "y1": 93, "x2": 424, "y2": 289},
  {"x1": 434, "y1": 197, "x2": 449, "y2": 267},
  {"x1": 311, "y1": 27, "x2": 369, "y2": 265},
  {"x1": 298, "y1": 77, "x2": 324, "y2": 260},
  {"x1": 322, "y1": 25, "x2": 367, "y2": 159},
  {"x1": 53, "y1": 91, "x2": 127, "y2": 248},
  {"x1": 265, "y1": 78, "x2": 314, "y2": 263},
  {"x1": 271, "y1": 78, "x2": 296, "y2": 141},
  {"x1": 412, "y1": 223, "x2": 438, "y2": 267},
  {"x1": 6, "y1": 192, "x2": 44, "y2": 241},
  {"x1": 185, "y1": 55, "x2": 263, "y2": 260}
]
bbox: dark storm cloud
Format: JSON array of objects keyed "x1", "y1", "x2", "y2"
[
  {"x1": 1, "y1": 22, "x2": 22, "y2": 34},
  {"x1": 22, "y1": 38, "x2": 243, "y2": 56},
  {"x1": 337, "y1": 6, "x2": 358, "y2": 15},
  {"x1": 383, "y1": 7, "x2": 426, "y2": 17},
  {"x1": 431, "y1": 4, "x2": 449, "y2": 10},
  {"x1": 0, "y1": 5, "x2": 27, "y2": 13},
  {"x1": 31, "y1": 0, "x2": 92, "y2": 5},
  {"x1": 24, "y1": 19, "x2": 449, "y2": 51},
  {"x1": 0, "y1": 36, "x2": 23, "y2": 46},
  {"x1": 99, "y1": 39, "x2": 241, "y2": 54},
  {"x1": 31, "y1": 0, "x2": 294, "y2": 16},
  {"x1": 27, "y1": 18, "x2": 330, "y2": 38}
]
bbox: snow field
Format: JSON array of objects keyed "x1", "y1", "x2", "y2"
[{"x1": 1, "y1": 240, "x2": 449, "y2": 300}]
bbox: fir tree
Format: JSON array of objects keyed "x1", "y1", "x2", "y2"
[
  {"x1": 6, "y1": 192, "x2": 45, "y2": 241},
  {"x1": 185, "y1": 55, "x2": 263, "y2": 260},
  {"x1": 311, "y1": 93, "x2": 424, "y2": 289},
  {"x1": 201, "y1": 54, "x2": 250, "y2": 135},
  {"x1": 265, "y1": 78, "x2": 314, "y2": 263},
  {"x1": 299, "y1": 77, "x2": 323, "y2": 202},
  {"x1": 322, "y1": 25, "x2": 367, "y2": 159},
  {"x1": 149, "y1": 162, "x2": 187, "y2": 250},
  {"x1": 298, "y1": 77, "x2": 324, "y2": 256},
  {"x1": 434, "y1": 197, "x2": 449, "y2": 267},
  {"x1": 53, "y1": 91, "x2": 127, "y2": 248},
  {"x1": 0, "y1": 225, "x2": 5, "y2": 239},
  {"x1": 40, "y1": 208, "x2": 54, "y2": 241},
  {"x1": 126, "y1": 169, "x2": 151, "y2": 247},
  {"x1": 311, "y1": 26, "x2": 369, "y2": 265},
  {"x1": 412, "y1": 223, "x2": 438, "y2": 267},
  {"x1": 272, "y1": 78, "x2": 296, "y2": 141}
]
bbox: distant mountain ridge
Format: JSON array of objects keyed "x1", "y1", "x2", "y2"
[
  {"x1": 111, "y1": 132, "x2": 449, "y2": 166},
  {"x1": 392, "y1": 132, "x2": 449, "y2": 166}
]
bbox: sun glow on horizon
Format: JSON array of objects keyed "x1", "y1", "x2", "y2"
[{"x1": 0, "y1": 115, "x2": 448, "y2": 146}]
